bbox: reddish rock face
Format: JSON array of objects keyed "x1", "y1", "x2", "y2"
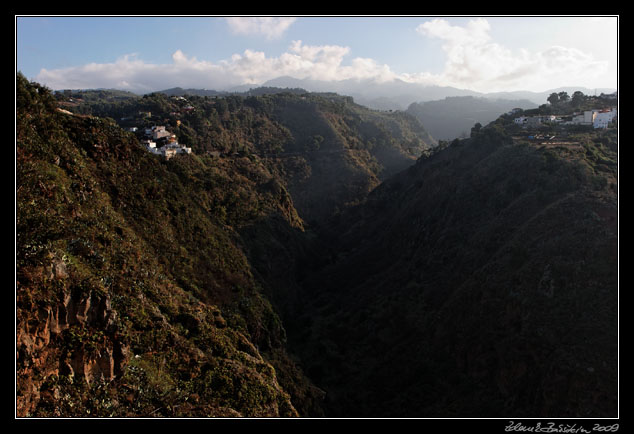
[{"x1": 16, "y1": 285, "x2": 129, "y2": 417}]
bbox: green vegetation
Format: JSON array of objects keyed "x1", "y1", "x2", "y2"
[
  {"x1": 286, "y1": 117, "x2": 617, "y2": 418},
  {"x1": 17, "y1": 73, "x2": 434, "y2": 417},
  {"x1": 16, "y1": 73, "x2": 617, "y2": 418},
  {"x1": 406, "y1": 95, "x2": 538, "y2": 141},
  {"x1": 16, "y1": 73, "x2": 315, "y2": 417},
  {"x1": 540, "y1": 90, "x2": 617, "y2": 115},
  {"x1": 62, "y1": 86, "x2": 435, "y2": 223}
]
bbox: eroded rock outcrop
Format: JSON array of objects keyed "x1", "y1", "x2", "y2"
[{"x1": 16, "y1": 277, "x2": 129, "y2": 416}]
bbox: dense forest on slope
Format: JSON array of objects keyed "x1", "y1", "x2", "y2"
[
  {"x1": 287, "y1": 120, "x2": 618, "y2": 417},
  {"x1": 58, "y1": 87, "x2": 436, "y2": 223},
  {"x1": 16, "y1": 74, "x2": 324, "y2": 417},
  {"x1": 17, "y1": 75, "x2": 436, "y2": 417},
  {"x1": 17, "y1": 74, "x2": 617, "y2": 418}
]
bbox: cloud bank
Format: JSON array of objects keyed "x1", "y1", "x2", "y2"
[
  {"x1": 415, "y1": 18, "x2": 609, "y2": 92},
  {"x1": 35, "y1": 40, "x2": 400, "y2": 92},
  {"x1": 34, "y1": 18, "x2": 612, "y2": 94}
]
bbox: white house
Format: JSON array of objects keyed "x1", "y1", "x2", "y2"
[
  {"x1": 162, "y1": 141, "x2": 192, "y2": 159},
  {"x1": 593, "y1": 114, "x2": 610, "y2": 129},
  {"x1": 568, "y1": 110, "x2": 598, "y2": 126},
  {"x1": 144, "y1": 139, "x2": 192, "y2": 160},
  {"x1": 593, "y1": 108, "x2": 617, "y2": 129},
  {"x1": 144, "y1": 125, "x2": 171, "y2": 140},
  {"x1": 142, "y1": 140, "x2": 163, "y2": 156},
  {"x1": 568, "y1": 108, "x2": 617, "y2": 128},
  {"x1": 584, "y1": 110, "x2": 597, "y2": 124},
  {"x1": 153, "y1": 126, "x2": 171, "y2": 140},
  {"x1": 514, "y1": 116, "x2": 527, "y2": 125}
]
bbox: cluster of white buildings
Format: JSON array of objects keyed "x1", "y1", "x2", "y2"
[
  {"x1": 142, "y1": 125, "x2": 192, "y2": 160},
  {"x1": 513, "y1": 107, "x2": 617, "y2": 130},
  {"x1": 569, "y1": 108, "x2": 618, "y2": 129}
]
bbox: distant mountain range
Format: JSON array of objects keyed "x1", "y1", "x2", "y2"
[
  {"x1": 59, "y1": 76, "x2": 615, "y2": 114},
  {"x1": 246, "y1": 77, "x2": 616, "y2": 110},
  {"x1": 18, "y1": 73, "x2": 618, "y2": 418},
  {"x1": 406, "y1": 96, "x2": 539, "y2": 141},
  {"x1": 74, "y1": 80, "x2": 613, "y2": 145},
  {"x1": 150, "y1": 77, "x2": 615, "y2": 113}
]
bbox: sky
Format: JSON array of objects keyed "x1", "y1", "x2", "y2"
[{"x1": 15, "y1": 15, "x2": 618, "y2": 94}]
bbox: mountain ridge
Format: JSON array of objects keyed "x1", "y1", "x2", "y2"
[
  {"x1": 17, "y1": 73, "x2": 618, "y2": 418},
  {"x1": 406, "y1": 95, "x2": 539, "y2": 141},
  {"x1": 56, "y1": 86, "x2": 436, "y2": 223},
  {"x1": 16, "y1": 74, "x2": 326, "y2": 417},
  {"x1": 286, "y1": 117, "x2": 617, "y2": 417},
  {"x1": 52, "y1": 76, "x2": 617, "y2": 111}
]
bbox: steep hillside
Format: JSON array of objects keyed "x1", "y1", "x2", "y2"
[
  {"x1": 17, "y1": 74, "x2": 617, "y2": 419},
  {"x1": 61, "y1": 89, "x2": 436, "y2": 223},
  {"x1": 406, "y1": 96, "x2": 537, "y2": 140},
  {"x1": 288, "y1": 122, "x2": 618, "y2": 417},
  {"x1": 16, "y1": 74, "x2": 324, "y2": 417},
  {"x1": 265, "y1": 93, "x2": 435, "y2": 221}
]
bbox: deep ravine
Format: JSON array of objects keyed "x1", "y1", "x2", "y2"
[{"x1": 17, "y1": 74, "x2": 618, "y2": 418}]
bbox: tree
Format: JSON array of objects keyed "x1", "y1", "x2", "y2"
[
  {"x1": 547, "y1": 93, "x2": 559, "y2": 105},
  {"x1": 571, "y1": 91, "x2": 585, "y2": 107},
  {"x1": 557, "y1": 91, "x2": 570, "y2": 103},
  {"x1": 539, "y1": 104, "x2": 553, "y2": 115}
]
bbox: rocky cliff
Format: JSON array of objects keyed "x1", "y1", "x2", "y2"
[
  {"x1": 16, "y1": 74, "x2": 618, "y2": 418},
  {"x1": 16, "y1": 74, "x2": 322, "y2": 417}
]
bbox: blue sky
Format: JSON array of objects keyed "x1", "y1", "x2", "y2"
[{"x1": 16, "y1": 16, "x2": 618, "y2": 94}]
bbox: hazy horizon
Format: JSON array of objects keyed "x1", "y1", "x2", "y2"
[{"x1": 16, "y1": 16, "x2": 618, "y2": 97}]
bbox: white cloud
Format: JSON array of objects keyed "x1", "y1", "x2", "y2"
[
  {"x1": 36, "y1": 52, "x2": 231, "y2": 92},
  {"x1": 417, "y1": 18, "x2": 492, "y2": 47},
  {"x1": 33, "y1": 19, "x2": 614, "y2": 94},
  {"x1": 414, "y1": 18, "x2": 610, "y2": 92},
  {"x1": 225, "y1": 17, "x2": 297, "y2": 39},
  {"x1": 35, "y1": 41, "x2": 400, "y2": 92}
]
